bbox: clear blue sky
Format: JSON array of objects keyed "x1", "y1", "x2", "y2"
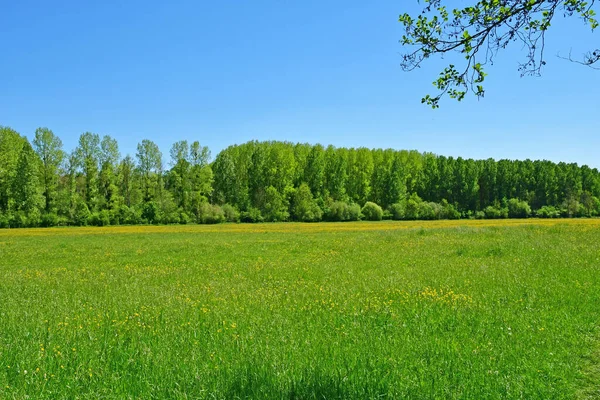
[{"x1": 1, "y1": 1, "x2": 598, "y2": 168}]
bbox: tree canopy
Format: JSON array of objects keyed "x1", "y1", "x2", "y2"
[
  {"x1": 399, "y1": 0, "x2": 599, "y2": 107},
  {"x1": 0, "y1": 126, "x2": 599, "y2": 228}
]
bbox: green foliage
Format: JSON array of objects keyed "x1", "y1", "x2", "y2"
[
  {"x1": 536, "y1": 205, "x2": 561, "y2": 218},
  {"x1": 222, "y1": 204, "x2": 240, "y2": 223},
  {"x1": 404, "y1": 193, "x2": 423, "y2": 220},
  {"x1": 483, "y1": 205, "x2": 509, "y2": 219},
  {"x1": 72, "y1": 199, "x2": 91, "y2": 226},
  {"x1": 361, "y1": 201, "x2": 383, "y2": 221},
  {"x1": 261, "y1": 186, "x2": 289, "y2": 222},
  {"x1": 12, "y1": 141, "x2": 44, "y2": 217},
  {"x1": 136, "y1": 139, "x2": 163, "y2": 202},
  {"x1": 142, "y1": 201, "x2": 160, "y2": 224},
  {"x1": 33, "y1": 127, "x2": 64, "y2": 212},
  {"x1": 389, "y1": 202, "x2": 406, "y2": 220},
  {"x1": 0, "y1": 131, "x2": 599, "y2": 229},
  {"x1": 0, "y1": 126, "x2": 27, "y2": 212},
  {"x1": 88, "y1": 210, "x2": 111, "y2": 227},
  {"x1": 290, "y1": 184, "x2": 323, "y2": 222},
  {"x1": 241, "y1": 207, "x2": 264, "y2": 223},
  {"x1": 399, "y1": 0, "x2": 599, "y2": 107},
  {"x1": 119, "y1": 205, "x2": 142, "y2": 225},
  {"x1": 0, "y1": 213, "x2": 9, "y2": 228},
  {"x1": 196, "y1": 203, "x2": 225, "y2": 224},
  {"x1": 324, "y1": 201, "x2": 361, "y2": 222},
  {"x1": 40, "y1": 213, "x2": 60, "y2": 227},
  {"x1": 507, "y1": 198, "x2": 532, "y2": 218},
  {"x1": 74, "y1": 132, "x2": 101, "y2": 210}
]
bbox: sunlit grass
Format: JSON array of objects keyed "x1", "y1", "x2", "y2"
[{"x1": 0, "y1": 220, "x2": 599, "y2": 398}]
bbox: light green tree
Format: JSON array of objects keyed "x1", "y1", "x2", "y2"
[
  {"x1": 11, "y1": 141, "x2": 44, "y2": 219},
  {"x1": 33, "y1": 127, "x2": 64, "y2": 212}
]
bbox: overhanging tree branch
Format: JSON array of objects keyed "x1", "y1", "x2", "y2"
[{"x1": 399, "y1": 0, "x2": 599, "y2": 108}]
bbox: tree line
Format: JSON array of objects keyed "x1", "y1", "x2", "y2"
[{"x1": 1, "y1": 125, "x2": 599, "y2": 228}]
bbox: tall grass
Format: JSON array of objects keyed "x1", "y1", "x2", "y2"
[{"x1": 0, "y1": 220, "x2": 599, "y2": 398}]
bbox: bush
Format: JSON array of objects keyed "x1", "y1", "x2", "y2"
[
  {"x1": 382, "y1": 209, "x2": 393, "y2": 220},
  {"x1": 72, "y1": 201, "x2": 90, "y2": 226},
  {"x1": 0, "y1": 213, "x2": 9, "y2": 228},
  {"x1": 178, "y1": 210, "x2": 191, "y2": 224},
  {"x1": 507, "y1": 198, "x2": 531, "y2": 218},
  {"x1": 109, "y1": 209, "x2": 121, "y2": 225},
  {"x1": 417, "y1": 202, "x2": 437, "y2": 220},
  {"x1": 536, "y1": 205, "x2": 561, "y2": 218},
  {"x1": 440, "y1": 200, "x2": 461, "y2": 220},
  {"x1": 142, "y1": 201, "x2": 160, "y2": 224},
  {"x1": 119, "y1": 205, "x2": 142, "y2": 225},
  {"x1": 222, "y1": 204, "x2": 240, "y2": 223},
  {"x1": 40, "y1": 213, "x2": 59, "y2": 227},
  {"x1": 88, "y1": 210, "x2": 111, "y2": 226},
  {"x1": 57, "y1": 216, "x2": 69, "y2": 226},
  {"x1": 240, "y1": 207, "x2": 264, "y2": 223},
  {"x1": 10, "y1": 212, "x2": 28, "y2": 228},
  {"x1": 361, "y1": 202, "x2": 383, "y2": 221},
  {"x1": 483, "y1": 205, "x2": 508, "y2": 219},
  {"x1": 389, "y1": 203, "x2": 405, "y2": 220},
  {"x1": 197, "y1": 203, "x2": 225, "y2": 224},
  {"x1": 291, "y1": 184, "x2": 322, "y2": 222},
  {"x1": 325, "y1": 201, "x2": 361, "y2": 222},
  {"x1": 403, "y1": 193, "x2": 423, "y2": 220},
  {"x1": 27, "y1": 208, "x2": 42, "y2": 227},
  {"x1": 160, "y1": 210, "x2": 180, "y2": 225},
  {"x1": 261, "y1": 186, "x2": 289, "y2": 222}
]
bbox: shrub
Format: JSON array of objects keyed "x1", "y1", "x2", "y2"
[
  {"x1": 10, "y1": 212, "x2": 28, "y2": 228},
  {"x1": 382, "y1": 209, "x2": 393, "y2": 220},
  {"x1": 222, "y1": 204, "x2": 240, "y2": 223},
  {"x1": 483, "y1": 205, "x2": 508, "y2": 219},
  {"x1": 262, "y1": 186, "x2": 289, "y2": 222},
  {"x1": 142, "y1": 201, "x2": 160, "y2": 224},
  {"x1": 404, "y1": 194, "x2": 423, "y2": 220},
  {"x1": 240, "y1": 207, "x2": 264, "y2": 223},
  {"x1": 160, "y1": 210, "x2": 180, "y2": 225},
  {"x1": 0, "y1": 213, "x2": 9, "y2": 228},
  {"x1": 178, "y1": 210, "x2": 191, "y2": 224},
  {"x1": 418, "y1": 202, "x2": 437, "y2": 220},
  {"x1": 109, "y1": 209, "x2": 121, "y2": 225},
  {"x1": 536, "y1": 205, "x2": 561, "y2": 218},
  {"x1": 119, "y1": 205, "x2": 142, "y2": 225},
  {"x1": 507, "y1": 198, "x2": 531, "y2": 218},
  {"x1": 325, "y1": 201, "x2": 361, "y2": 221},
  {"x1": 291, "y1": 184, "x2": 322, "y2": 222},
  {"x1": 361, "y1": 202, "x2": 383, "y2": 221},
  {"x1": 88, "y1": 210, "x2": 110, "y2": 226},
  {"x1": 57, "y1": 216, "x2": 69, "y2": 226},
  {"x1": 439, "y1": 200, "x2": 460, "y2": 220},
  {"x1": 389, "y1": 203, "x2": 406, "y2": 220},
  {"x1": 27, "y1": 208, "x2": 42, "y2": 227},
  {"x1": 40, "y1": 213, "x2": 59, "y2": 227},
  {"x1": 197, "y1": 203, "x2": 225, "y2": 224},
  {"x1": 72, "y1": 201, "x2": 90, "y2": 226}
]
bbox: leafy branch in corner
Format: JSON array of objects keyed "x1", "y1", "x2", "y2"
[{"x1": 399, "y1": 0, "x2": 598, "y2": 107}]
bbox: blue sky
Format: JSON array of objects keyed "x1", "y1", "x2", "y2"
[{"x1": 1, "y1": 1, "x2": 598, "y2": 168}]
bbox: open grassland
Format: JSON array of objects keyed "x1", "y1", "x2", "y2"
[{"x1": 1, "y1": 220, "x2": 599, "y2": 399}]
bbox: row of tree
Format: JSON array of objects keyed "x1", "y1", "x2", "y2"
[{"x1": 1, "y1": 126, "x2": 599, "y2": 228}]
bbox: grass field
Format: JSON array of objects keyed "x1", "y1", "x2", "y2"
[{"x1": 1, "y1": 220, "x2": 599, "y2": 399}]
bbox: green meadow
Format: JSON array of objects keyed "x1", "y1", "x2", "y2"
[{"x1": 1, "y1": 220, "x2": 599, "y2": 399}]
